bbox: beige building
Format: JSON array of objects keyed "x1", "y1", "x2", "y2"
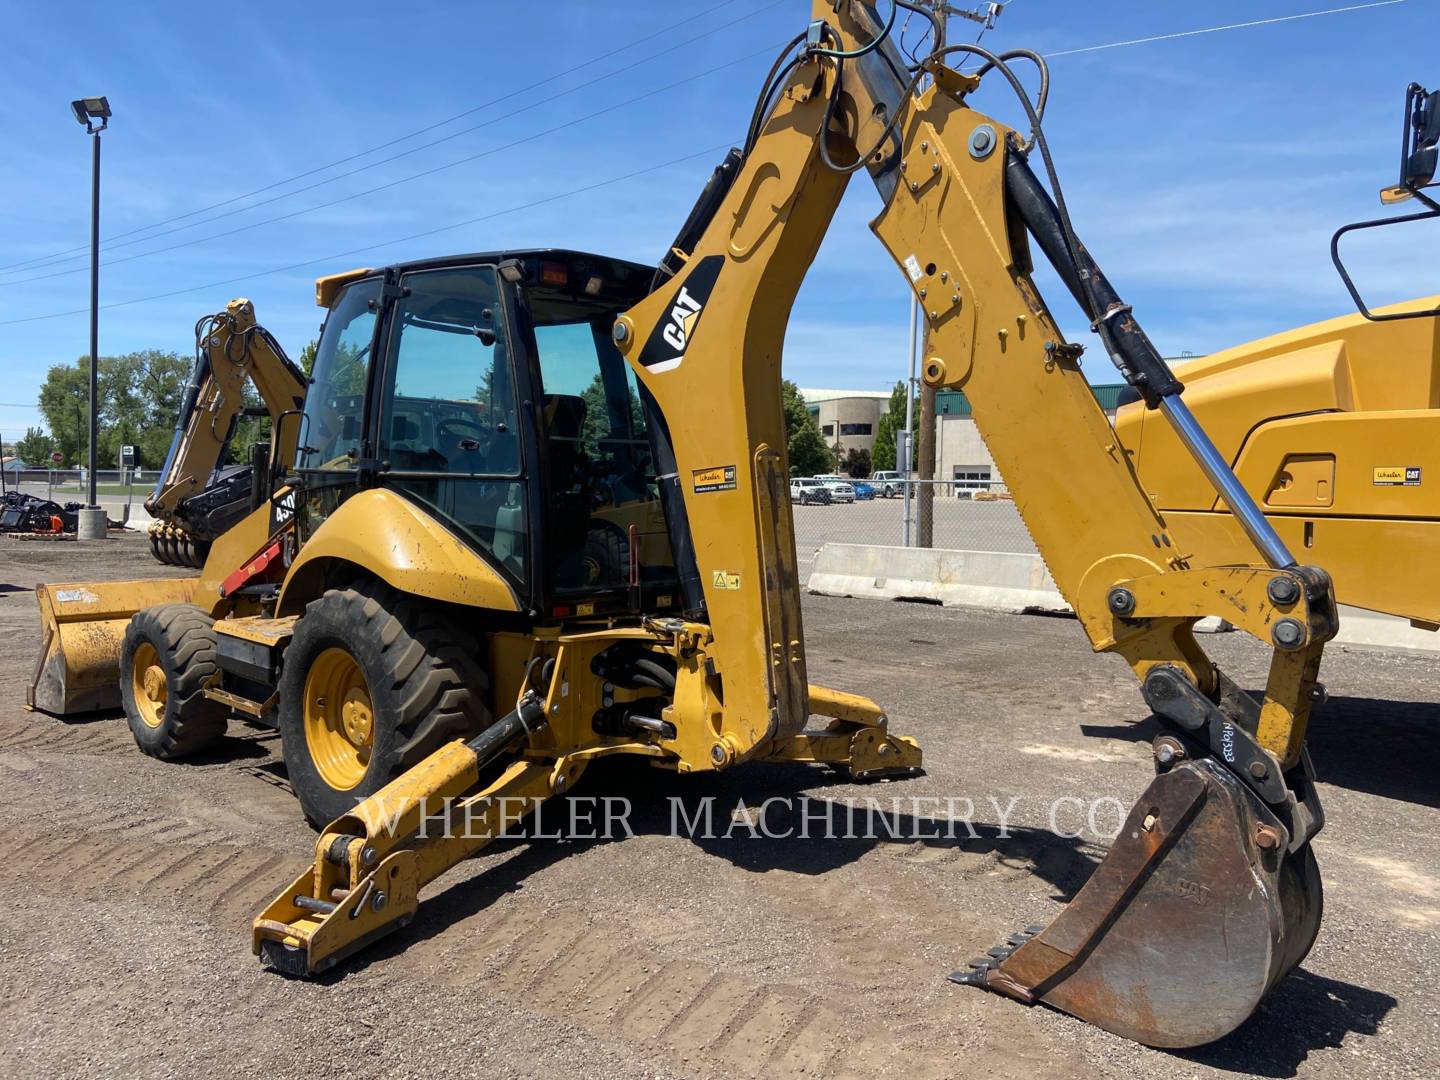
[
  {"x1": 799, "y1": 387, "x2": 890, "y2": 457},
  {"x1": 801, "y1": 384, "x2": 1129, "y2": 490}
]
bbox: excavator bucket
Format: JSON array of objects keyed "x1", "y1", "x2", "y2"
[
  {"x1": 27, "y1": 578, "x2": 199, "y2": 715},
  {"x1": 953, "y1": 758, "x2": 1323, "y2": 1048}
]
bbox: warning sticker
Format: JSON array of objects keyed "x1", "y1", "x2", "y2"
[
  {"x1": 1373, "y1": 466, "x2": 1422, "y2": 487},
  {"x1": 693, "y1": 465, "x2": 737, "y2": 493},
  {"x1": 712, "y1": 571, "x2": 741, "y2": 590}
]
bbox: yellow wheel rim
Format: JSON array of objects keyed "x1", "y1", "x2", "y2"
[
  {"x1": 303, "y1": 647, "x2": 374, "y2": 791},
  {"x1": 131, "y1": 642, "x2": 168, "y2": 729}
]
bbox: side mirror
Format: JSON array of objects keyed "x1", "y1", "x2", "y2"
[
  {"x1": 1331, "y1": 80, "x2": 1440, "y2": 323},
  {"x1": 1404, "y1": 86, "x2": 1439, "y2": 187},
  {"x1": 270, "y1": 409, "x2": 305, "y2": 487},
  {"x1": 1381, "y1": 83, "x2": 1439, "y2": 204}
]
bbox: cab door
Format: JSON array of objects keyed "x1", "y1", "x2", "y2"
[
  {"x1": 372, "y1": 264, "x2": 531, "y2": 592},
  {"x1": 293, "y1": 274, "x2": 384, "y2": 534}
]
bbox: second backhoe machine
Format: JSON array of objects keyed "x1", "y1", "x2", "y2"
[
  {"x1": 31, "y1": 0, "x2": 1343, "y2": 1050},
  {"x1": 144, "y1": 299, "x2": 306, "y2": 567}
]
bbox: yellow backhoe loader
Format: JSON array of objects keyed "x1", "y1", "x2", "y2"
[
  {"x1": 27, "y1": 299, "x2": 305, "y2": 718},
  {"x1": 1115, "y1": 82, "x2": 1440, "y2": 629},
  {"x1": 31, "y1": 1, "x2": 1343, "y2": 1049},
  {"x1": 144, "y1": 299, "x2": 307, "y2": 568}
]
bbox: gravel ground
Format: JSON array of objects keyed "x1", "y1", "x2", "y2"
[{"x1": 0, "y1": 531, "x2": 1435, "y2": 1079}]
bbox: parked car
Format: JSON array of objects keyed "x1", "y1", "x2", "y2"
[
  {"x1": 811, "y1": 475, "x2": 856, "y2": 504},
  {"x1": 790, "y1": 477, "x2": 832, "y2": 505},
  {"x1": 851, "y1": 481, "x2": 875, "y2": 500},
  {"x1": 871, "y1": 470, "x2": 906, "y2": 497}
]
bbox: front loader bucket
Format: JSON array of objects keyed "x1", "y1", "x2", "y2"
[
  {"x1": 27, "y1": 578, "x2": 199, "y2": 715},
  {"x1": 953, "y1": 758, "x2": 1323, "y2": 1048}
]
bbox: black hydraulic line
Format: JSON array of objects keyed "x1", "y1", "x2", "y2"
[
  {"x1": 633, "y1": 657, "x2": 678, "y2": 690},
  {"x1": 1004, "y1": 150, "x2": 1182, "y2": 407},
  {"x1": 465, "y1": 692, "x2": 547, "y2": 767}
]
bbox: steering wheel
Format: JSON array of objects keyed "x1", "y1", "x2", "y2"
[
  {"x1": 436, "y1": 417, "x2": 491, "y2": 469},
  {"x1": 432, "y1": 417, "x2": 495, "y2": 472}
]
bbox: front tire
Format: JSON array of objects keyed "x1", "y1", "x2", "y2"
[
  {"x1": 278, "y1": 585, "x2": 491, "y2": 828},
  {"x1": 120, "y1": 604, "x2": 228, "y2": 759}
]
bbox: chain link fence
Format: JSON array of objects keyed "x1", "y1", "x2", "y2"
[
  {"x1": 792, "y1": 479, "x2": 1035, "y2": 585},
  {"x1": 3, "y1": 469, "x2": 150, "y2": 516}
]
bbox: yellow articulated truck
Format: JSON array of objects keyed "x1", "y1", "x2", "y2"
[{"x1": 1116, "y1": 80, "x2": 1439, "y2": 631}]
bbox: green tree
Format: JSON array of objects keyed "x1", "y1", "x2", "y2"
[
  {"x1": 36, "y1": 360, "x2": 90, "y2": 466},
  {"x1": 298, "y1": 339, "x2": 318, "y2": 377},
  {"x1": 124, "y1": 351, "x2": 192, "y2": 468},
  {"x1": 37, "y1": 350, "x2": 195, "y2": 471},
  {"x1": 781, "y1": 381, "x2": 832, "y2": 476},
  {"x1": 14, "y1": 427, "x2": 56, "y2": 466},
  {"x1": 789, "y1": 424, "x2": 833, "y2": 477},
  {"x1": 871, "y1": 380, "x2": 911, "y2": 471},
  {"x1": 842, "y1": 447, "x2": 872, "y2": 478}
]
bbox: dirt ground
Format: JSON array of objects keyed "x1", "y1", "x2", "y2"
[{"x1": 0, "y1": 531, "x2": 1435, "y2": 1080}]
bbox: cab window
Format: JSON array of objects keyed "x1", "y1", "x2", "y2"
[
  {"x1": 528, "y1": 310, "x2": 676, "y2": 595},
  {"x1": 298, "y1": 279, "x2": 380, "y2": 471},
  {"x1": 377, "y1": 265, "x2": 528, "y2": 583}
]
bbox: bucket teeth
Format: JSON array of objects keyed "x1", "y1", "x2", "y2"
[
  {"x1": 950, "y1": 924, "x2": 1042, "y2": 986},
  {"x1": 949, "y1": 960, "x2": 995, "y2": 986}
]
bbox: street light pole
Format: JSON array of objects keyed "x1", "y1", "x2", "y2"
[
  {"x1": 87, "y1": 123, "x2": 101, "y2": 509},
  {"x1": 71, "y1": 96, "x2": 110, "y2": 538}
]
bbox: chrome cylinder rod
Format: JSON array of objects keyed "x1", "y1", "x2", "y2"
[{"x1": 1159, "y1": 394, "x2": 1295, "y2": 570}]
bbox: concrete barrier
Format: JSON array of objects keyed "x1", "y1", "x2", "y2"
[
  {"x1": 1331, "y1": 605, "x2": 1440, "y2": 653},
  {"x1": 808, "y1": 543, "x2": 1440, "y2": 652},
  {"x1": 808, "y1": 543, "x2": 1069, "y2": 614}
]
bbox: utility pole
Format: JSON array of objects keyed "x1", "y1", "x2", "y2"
[
  {"x1": 901, "y1": 296, "x2": 918, "y2": 546},
  {"x1": 917, "y1": 323, "x2": 936, "y2": 548},
  {"x1": 71, "y1": 96, "x2": 111, "y2": 540}
]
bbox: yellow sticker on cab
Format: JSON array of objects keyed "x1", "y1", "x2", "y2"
[
  {"x1": 693, "y1": 465, "x2": 737, "y2": 493},
  {"x1": 1373, "y1": 466, "x2": 1422, "y2": 486},
  {"x1": 712, "y1": 571, "x2": 741, "y2": 590}
]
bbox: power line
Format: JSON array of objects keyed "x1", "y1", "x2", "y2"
[
  {"x1": 0, "y1": 143, "x2": 737, "y2": 327},
  {"x1": 0, "y1": 0, "x2": 782, "y2": 276},
  {"x1": 0, "y1": 42, "x2": 782, "y2": 288},
  {"x1": 1045, "y1": 0, "x2": 1405, "y2": 58},
  {"x1": 3, "y1": 0, "x2": 1409, "y2": 323}
]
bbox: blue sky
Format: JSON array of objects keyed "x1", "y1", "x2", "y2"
[{"x1": 1, "y1": 0, "x2": 1435, "y2": 437}]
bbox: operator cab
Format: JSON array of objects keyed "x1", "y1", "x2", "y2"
[{"x1": 294, "y1": 249, "x2": 680, "y2": 622}]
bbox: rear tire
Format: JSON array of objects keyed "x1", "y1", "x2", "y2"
[
  {"x1": 278, "y1": 584, "x2": 491, "y2": 829},
  {"x1": 120, "y1": 603, "x2": 229, "y2": 759}
]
